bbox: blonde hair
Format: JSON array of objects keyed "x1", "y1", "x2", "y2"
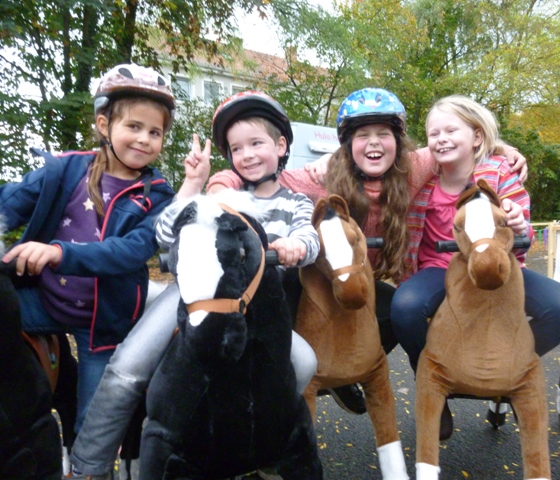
[
  {"x1": 326, "y1": 125, "x2": 416, "y2": 283},
  {"x1": 426, "y1": 95, "x2": 499, "y2": 165},
  {"x1": 90, "y1": 97, "x2": 171, "y2": 216}
]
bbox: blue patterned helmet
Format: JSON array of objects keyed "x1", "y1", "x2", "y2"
[{"x1": 336, "y1": 88, "x2": 406, "y2": 143}]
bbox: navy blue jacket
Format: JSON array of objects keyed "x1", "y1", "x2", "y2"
[{"x1": 0, "y1": 149, "x2": 175, "y2": 351}]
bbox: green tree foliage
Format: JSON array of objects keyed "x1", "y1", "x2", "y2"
[
  {"x1": 0, "y1": 0, "x2": 265, "y2": 178},
  {"x1": 3, "y1": 0, "x2": 560, "y2": 218}
]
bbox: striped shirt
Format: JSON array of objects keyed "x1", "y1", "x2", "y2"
[
  {"x1": 405, "y1": 155, "x2": 534, "y2": 281},
  {"x1": 208, "y1": 148, "x2": 436, "y2": 270},
  {"x1": 156, "y1": 186, "x2": 319, "y2": 267}
]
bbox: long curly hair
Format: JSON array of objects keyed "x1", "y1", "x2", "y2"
[{"x1": 325, "y1": 126, "x2": 416, "y2": 283}]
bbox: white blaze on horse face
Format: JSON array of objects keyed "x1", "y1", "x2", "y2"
[
  {"x1": 176, "y1": 222, "x2": 224, "y2": 326},
  {"x1": 464, "y1": 193, "x2": 495, "y2": 252},
  {"x1": 321, "y1": 216, "x2": 353, "y2": 281}
]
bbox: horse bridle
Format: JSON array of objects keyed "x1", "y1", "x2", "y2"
[
  {"x1": 186, "y1": 204, "x2": 265, "y2": 316},
  {"x1": 323, "y1": 232, "x2": 367, "y2": 281}
]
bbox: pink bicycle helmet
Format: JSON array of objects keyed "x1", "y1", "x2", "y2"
[{"x1": 94, "y1": 63, "x2": 176, "y2": 129}]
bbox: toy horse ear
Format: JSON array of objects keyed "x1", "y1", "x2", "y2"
[
  {"x1": 456, "y1": 183, "x2": 479, "y2": 210},
  {"x1": 241, "y1": 213, "x2": 269, "y2": 250},
  {"x1": 328, "y1": 194, "x2": 350, "y2": 222},
  {"x1": 312, "y1": 198, "x2": 328, "y2": 229},
  {"x1": 476, "y1": 178, "x2": 501, "y2": 207},
  {"x1": 172, "y1": 202, "x2": 198, "y2": 237}
]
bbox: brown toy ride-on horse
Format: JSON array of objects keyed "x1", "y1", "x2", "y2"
[
  {"x1": 295, "y1": 194, "x2": 409, "y2": 480},
  {"x1": 415, "y1": 179, "x2": 550, "y2": 480}
]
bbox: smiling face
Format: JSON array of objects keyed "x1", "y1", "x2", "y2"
[
  {"x1": 97, "y1": 101, "x2": 165, "y2": 179},
  {"x1": 426, "y1": 108, "x2": 482, "y2": 168},
  {"x1": 350, "y1": 124, "x2": 397, "y2": 178},
  {"x1": 226, "y1": 120, "x2": 287, "y2": 186}
]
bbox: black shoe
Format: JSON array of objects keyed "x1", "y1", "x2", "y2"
[
  {"x1": 439, "y1": 400, "x2": 454, "y2": 441},
  {"x1": 486, "y1": 401, "x2": 507, "y2": 429},
  {"x1": 327, "y1": 384, "x2": 367, "y2": 415}
]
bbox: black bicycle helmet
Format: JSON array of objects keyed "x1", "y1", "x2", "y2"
[{"x1": 212, "y1": 90, "x2": 293, "y2": 187}]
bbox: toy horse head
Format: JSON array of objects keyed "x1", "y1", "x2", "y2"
[
  {"x1": 167, "y1": 191, "x2": 268, "y2": 364},
  {"x1": 312, "y1": 194, "x2": 370, "y2": 309},
  {"x1": 453, "y1": 179, "x2": 514, "y2": 290}
]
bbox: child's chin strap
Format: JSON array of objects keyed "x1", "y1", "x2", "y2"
[
  {"x1": 100, "y1": 137, "x2": 154, "y2": 207},
  {"x1": 228, "y1": 148, "x2": 288, "y2": 192},
  {"x1": 100, "y1": 137, "x2": 151, "y2": 175}
]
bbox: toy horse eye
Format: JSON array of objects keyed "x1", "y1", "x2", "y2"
[
  {"x1": 239, "y1": 247, "x2": 246, "y2": 264},
  {"x1": 453, "y1": 224, "x2": 462, "y2": 233}
]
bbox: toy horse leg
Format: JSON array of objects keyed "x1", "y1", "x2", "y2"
[
  {"x1": 510, "y1": 365, "x2": 551, "y2": 480},
  {"x1": 361, "y1": 354, "x2": 400, "y2": 446},
  {"x1": 415, "y1": 357, "x2": 448, "y2": 478},
  {"x1": 361, "y1": 355, "x2": 408, "y2": 480},
  {"x1": 276, "y1": 397, "x2": 323, "y2": 480},
  {"x1": 302, "y1": 378, "x2": 321, "y2": 421}
]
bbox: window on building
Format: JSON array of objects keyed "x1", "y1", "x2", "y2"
[
  {"x1": 173, "y1": 77, "x2": 191, "y2": 100},
  {"x1": 231, "y1": 85, "x2": 246, "y2": 95},
  {"x1": 204, "y1": 80, "x2": 221, "y2": 103}
]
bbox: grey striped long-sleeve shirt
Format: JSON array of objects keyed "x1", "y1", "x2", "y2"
[{"x1": 155, "y1": 187, "x2": 319, "y2": 267}]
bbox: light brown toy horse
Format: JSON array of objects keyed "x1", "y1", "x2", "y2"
[
  {"x1": 415, "y1": 179, "x2": 550, "y2": 480},
  {"x1": 295, "y1": 194, "x2": 409, "y2": 480}
]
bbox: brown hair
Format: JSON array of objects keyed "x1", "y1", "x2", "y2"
[
  {"x1": 326, "y1": 126, "x2": 416, "y2": 283},
  {"x1": 89, "y1": 97, "x2": 171, "y2": 216},
  {"x1": 227, "y1": 117, "x2": 283, "y2": 144}
]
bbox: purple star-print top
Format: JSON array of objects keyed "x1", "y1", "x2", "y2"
[{"x1": 40, "y1": 170, "x2": 135, "y2": 327}]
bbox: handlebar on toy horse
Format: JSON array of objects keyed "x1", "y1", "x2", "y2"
[
  {"x1": 435, "y1": 235, "x2": 532, "y2": 253},
  {"x1": 0, "y1": 258, "x2": 17, "y2": 273},
  {"x1": 158, "y1": 237, "x2": 385, "y2": 273}
]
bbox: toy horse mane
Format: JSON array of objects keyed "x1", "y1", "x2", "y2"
[{"x1": 167, "y1": 189, "x2": 266, "y2": 231}]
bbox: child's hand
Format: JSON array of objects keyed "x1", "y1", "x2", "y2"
[
  {"x1": 2, "y1": 241, "x2": 62, "y2": 276},
  {"x1": 177, "y1": 134, "x2": 212, "y2": 199},
  {"x1": 269, "y1": 238, "x2": 306, "y2": 268},
  {"x1": 502, "y1": 199, "x2": 527, "y2": 235},
  {"x1": 504, "y1": 149, "x2": 528, "y2": 183},
  {"x1": 304, "y1": 153, "x2": 331, "y2": 185}
]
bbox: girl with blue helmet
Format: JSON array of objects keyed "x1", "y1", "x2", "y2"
[{"x1": 208, "y1": 86, "x2": 526, "y2": 350}]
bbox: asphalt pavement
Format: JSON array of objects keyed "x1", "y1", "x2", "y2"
[{"x1": 314, "y1": 245, "x2": 560, "y2": 479}]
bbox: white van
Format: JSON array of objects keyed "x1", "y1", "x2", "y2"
[{"x1": 286, "y1": 122, "x2": 340, "y2": 170}]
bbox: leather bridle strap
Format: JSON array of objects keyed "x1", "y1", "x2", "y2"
[{"x1": 186, "y1": 204, "x2": 265, "y2": 316}]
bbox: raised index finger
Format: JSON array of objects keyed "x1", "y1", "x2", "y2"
[{"x1": 191, "y1": 133, "x2": 201, "y2": 154}]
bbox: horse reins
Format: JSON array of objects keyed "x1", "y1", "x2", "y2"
[{"x1": 186, "y1": 204, "x2": 265, "y2": 316}]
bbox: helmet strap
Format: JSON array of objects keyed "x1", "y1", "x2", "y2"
[
  {"x1": 227, "y1": 148, "x2": 284, "y2": 191},
  {"x1": 100, "y1": 135, "x2": 151, "y2": 175}
]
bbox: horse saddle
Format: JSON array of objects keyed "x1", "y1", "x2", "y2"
[{"x1": 21, "y1": 332, "x2": 60, "y2": 392}]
